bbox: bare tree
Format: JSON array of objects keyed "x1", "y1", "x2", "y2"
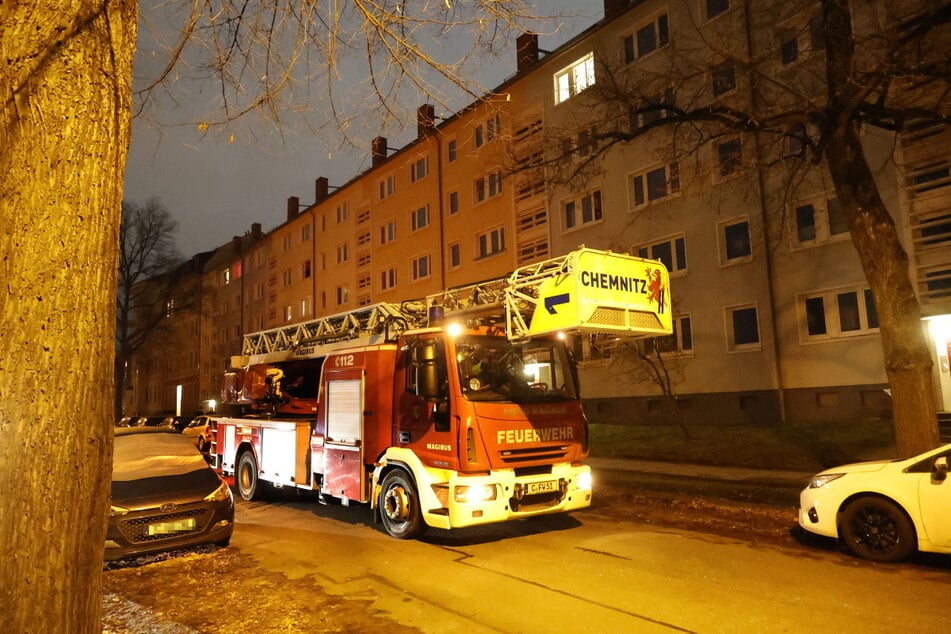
[
  {"x1": 543, "y1": 0, "x2": 949, "y2": 457},
  {"x1": 3, "y1": 2, "x2": 567, "y2": 630},
  {"x1": 615, "y1": 337, "x2": 693, "y2": 439},
  {"x1": 115, "y1": 197, "x2": 189, "y2": 420}
]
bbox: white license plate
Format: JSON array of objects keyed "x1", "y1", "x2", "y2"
[
  {"x1": 525, "y1": 480, "x2": 557, "y2": 495},
  {"x1": 147, "y1": 518, "x2": 196, "y2": 536}
]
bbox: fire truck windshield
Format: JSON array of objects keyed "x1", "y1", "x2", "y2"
[{"x1": 453, "y1": 335, "x2": 578, "y2": 403}]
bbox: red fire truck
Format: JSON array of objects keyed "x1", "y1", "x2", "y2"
[{"x1": 207, "y1": 247, "x2": 671, "y2": 538}]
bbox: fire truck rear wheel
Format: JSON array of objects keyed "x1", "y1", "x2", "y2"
[
  {"x1": 237, "y1": 451, "x2": 262, "y2": 501},
  {"x1": 379, "y1": 470, "x2": 426, "y2": 539}
]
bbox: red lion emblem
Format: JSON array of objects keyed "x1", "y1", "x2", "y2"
[{"x1": 646, "y1": 267, "x2": 665, "y2": 313}]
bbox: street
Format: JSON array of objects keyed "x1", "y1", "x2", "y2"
[
  {"x1": 228, "y1": 498, "x2": 949, "y2": 633},
  {"x1": 103, "y1": 466, "x2": 951, "y2": 634}
]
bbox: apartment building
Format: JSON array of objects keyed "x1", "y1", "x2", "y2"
[{"x1": 129, "y1": 0, "x2": 950, "y2": 425}]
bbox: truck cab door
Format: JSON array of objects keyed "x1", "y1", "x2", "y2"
[{"x1": 397, "y1": 337, "x2": 456, "y2": 467}]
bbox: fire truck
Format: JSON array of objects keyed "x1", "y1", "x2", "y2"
[{"x1": 207, "y1": 247, "x2": 671, "y2": 538}]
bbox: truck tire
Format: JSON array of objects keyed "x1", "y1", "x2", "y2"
[
  {"x1": 378, "y1": 469, "x2": 426, "y2": 539},
  {"x1": 236, "y1": 451, "x2": 263, "y2": 501}
]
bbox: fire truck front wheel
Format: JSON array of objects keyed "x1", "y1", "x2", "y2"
[
  {"x1": 236, "y1": 451, "x2": 263, "y2": 501},
  {"x1": 378, "y1": 470, "x2": 426, "y2": 539}
]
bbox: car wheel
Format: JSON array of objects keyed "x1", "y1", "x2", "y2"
[
  {"x1": 840, "y1": 496, "x2": 916, "y2": 562},
  {"x1": 197, "y1": 436, "x2": 207, "y2": 452},
  {"x1": 236, "y1": 451, "x2": 263, "y2": 502},
  {"x1": 378, "y1": 470, "x2": 426, "y2": 540}
]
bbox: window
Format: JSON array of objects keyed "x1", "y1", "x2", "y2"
[
  {"x1": 222, "y1": 269, "x2": 231, "y2": 286},
  {"x1": 358, "y1": 274, "x2": 371, "y2": 289},
  {"x1": 909, "y1": 159, "x2": 951, "y2": 196},
  {"x1": 477, "y1": 226, "x2": 506, "y2": 258},
  {"x1": 380, "y1": 221, "x2": 396, "y2": 245},
  {"x1": 409, "y1": 157, "x2": 428, "y2": 183},
  {"x1": 475, "y1": 172, "x2": 503, "y2": 203},
  {"x1": 792, "y1": 196, "x2": 848, "y2": 246},
  {"x1": 554, "y1": 53, "x2": 595, "y2": 105},
  {"x1": 302, "y1": 224, "x2": 312, "y2": 241},
  {"x1": 357, "y1": 208, "x2": 370, "y2": 224},
  {"x1": 336, "y1": 203, "x2": 349, "y2": 223},
  {"x1": 652, "y1": 314, "x2": 693, "y2": 355},
  {"x1": 284, "y1": 305, "x2": 293, "y2": 322},
  {"x1": 448, "y1": 190, "x2": 460, "y2": 215},
  {"x1": 449, "y1": 242, "x2": 461, "y2": 268},
  {"x1": 282, "y1": 268, "x2": 292, "y2": 286},
  {"x1": 378, "y1": 175, "x2": 396, "y2": 200},
  {"x1": 637, "y1": 235, "x2": 687, "y2": 273},
  {"x1": 336, "y1": 243, "x2": 349, "y2": 263},
  {"x1": 784, "y1": 123, "x2": 807, "y2": 157},
  {"x1": 623, "y1": 13, "x2": 669, "y2": 63},
  {"x1": 705, "y1": 0, "x2": 730, "y2": 21},
  {"x1": 336, "y1": 286, "x2": 349, "y2": 306},
  {"x1": 800, "y1": 286, "x2": 879, "y2": 340},
  {"x1": 716, "y1": 137, "x2": 742, "y2": 177},
  {"x1": 301, "y1": 260, "x2": 312, "y2": 279},
  {"x1": 726, "y1": 305, "x2": 760, "y2": 350},
  {"x1": 282, "y1": 234, "x2": 292, "y2": 251},
  {"x1": 629, "y1": 162, "x2": 681, "y2": 208},
  {"x1": 720, "y1": 219, "x2": 751, "y2": 263},
  {"x1": 357, "y1": 252, "x2": 371, "y2": 267},
  {"x1": 485, "y1": 114, "x2": 501, "y2": 141},
  {"x1": 411, "y1": 205, "x2": 430, "y2": 231},
  {"x1": 780, "y1": 15, "x2": 824, "y2": 65},
  {"x1": 576, "y1": 125, "x2": 599, "y2": 156},
  {"x1": 564, "y1": 190, "x2": 603, "y2": 230},
  {"x1": 711, "y1": 61, "x2": 736, "y2": 96},
  {"x1": 447, "y1": 139, "x2": 457, "y2": 163},
  {"x1": 301, "y1": 296, "x2": 313, "y2": 317},
  {"x1": 412, "y1": 254, "x2": 431, "y2": 281},
  {"x1": 381, "y1": 267, "x2": 398, "y2": 291},
  {"x1": 357, "y1": 231, "x2": 371, "y2": 246},
  {"x1": 630, "y1": 90, "x2": 673, "y2": 132},
  {"x1": 474, "y1": 124, "x2": 484, "y2": 148}
]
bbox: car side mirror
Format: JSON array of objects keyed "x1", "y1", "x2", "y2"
[{"x1": 932, "y1": 456, "x2": 948, "y2": 483}]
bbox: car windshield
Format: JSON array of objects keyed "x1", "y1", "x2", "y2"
[
  {"x1": 454, "y1": 335, "x2": 577, "y2": 403},
  {"x1": 112, "y1": 433, "x2": 220, "y2": 499}
]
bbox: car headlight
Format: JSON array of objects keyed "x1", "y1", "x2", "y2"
[
  {"x1": 204, "y1": 481, "x2": 233, "y2": 503},
  {"x1": 808, "y1": 473, "x2": 845, "y2": 489},
  {"x1": 109, "y1": 505, "x2": 129, "y2": 517}
]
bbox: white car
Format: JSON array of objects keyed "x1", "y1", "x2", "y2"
[{"x1": 799, "y1": 443, "x2": 951, "y2": 562}]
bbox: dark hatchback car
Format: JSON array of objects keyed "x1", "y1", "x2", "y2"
[{"x1": 106, "y1": 427, "x2": 234, "y2": 561}]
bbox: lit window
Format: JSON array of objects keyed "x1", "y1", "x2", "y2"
[{"x1": 554, "y1": 53, "x2": 595, "y2": 105}]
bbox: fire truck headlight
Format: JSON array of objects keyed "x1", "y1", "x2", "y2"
[
  {"x1": 204, "y1": 481, "x2": 233, "y2": 503},
  {"x1": 453, "y1": 484, "x2": 498, "y2": 504},
  {"x1": 575, "y1": 471, "x2": 593, "y2": 491},
  {"x1": 109, "y1": 505, "x2": 129, "y2": 517}
]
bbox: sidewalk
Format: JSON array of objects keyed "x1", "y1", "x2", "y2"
[{"x1": 587, "y1": 456, "x2": 815, "y2": 488}]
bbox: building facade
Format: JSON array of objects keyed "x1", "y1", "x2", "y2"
[{"x1": 130, "y1": 0, "x2": 951, "y2": 426}]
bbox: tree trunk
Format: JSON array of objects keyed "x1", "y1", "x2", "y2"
[
  {"x1": 825, "y1": 127, "x2": 939, "y2": 457},
  {"x1": 0, "y1": 3, "x2": 137, "y2": 632},
  {"x1": 821, "y1": 0, "x2": 939, "y2": 458}
]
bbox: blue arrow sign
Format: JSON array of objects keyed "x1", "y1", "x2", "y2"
[{"x1": 544, "y1": 293, "x2": 570, "y2": 314}]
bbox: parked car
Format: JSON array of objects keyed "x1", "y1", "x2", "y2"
[
  {"x1": 106, "y1": 427, "x2": 234, "y2": 561},
  {"x1": 140, "y1": 416, "x2": 169, "y2": 427},
  {"x1": 116, "y1": 416, "x2": 147, "y2": 427},
  {"x1": 799, "y1": 443, "x2": 951, "y2": 562},
  {"x1": 182, "y1": 415, "x2": 213, "y2": 452},
  {"x1": 167, "y1": 415, "x2": 195, "y2": 432}
]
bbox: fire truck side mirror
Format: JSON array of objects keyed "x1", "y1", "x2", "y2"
[{"x1": 411, "y1": 341, "x2": 443, "y2": 400}]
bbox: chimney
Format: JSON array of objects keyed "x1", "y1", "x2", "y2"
[
  {"x1": 371, "y1": 136, "x2": 388, "y2": 167},
  {"x1": 232, "y1": 236, "x2": 242, "y2": 252},
  {"x1": 516, "y1": 33, "x2": 539, "y2": 72},
  {"x1": 287, "y1": 196, "x2": 299, "y2": 221},
  {"x1": 603, "y1": 0, "x2": 631, "y2": 19},
  {"x1": 417, "y1": 104, "x2": 436, "y2": 139},
  {"x1": 315, "y1": 176, "x2": 329, "y2": 203},
  {"x1": 251, "y1": 222, "x2": 262, "y2": 239}
]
